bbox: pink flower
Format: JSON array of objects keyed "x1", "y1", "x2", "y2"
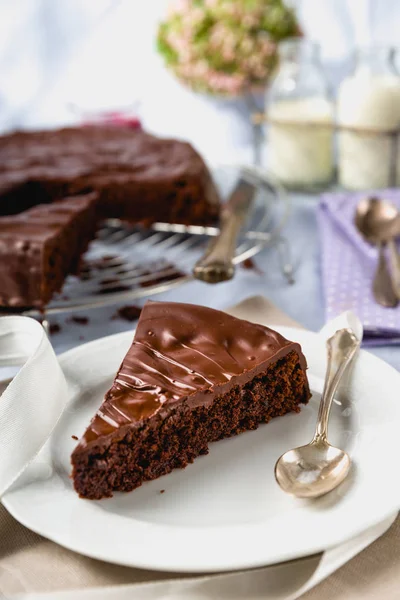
[
  {"x1": 167, "y1": 31, "x2": 192, "y2": 56},
  {"x1": 160, "y1": 0, "x2": 298, "y2": 95},
  {"x1": 241, "y1": 38, "x2": 254, "y2": 54},
  {"x1": 210, "y1": 22, "x2": 228, "y2": 46},
  {"x1": 253, "y1": 64, "x2": 268, "y2": 79},
  {"x1": 224, "y1": 3, "x2": 244, "y2": 19},
  {"x1": 221, "y1": 46, "x2": 235, "y2": 62},
  {"x1": 242, "y1": 14, "x2": 259, "y2": 28},
  {"x1": 168, "y1": 0, "x2": 190, "y2": 16},
  {"x1": 189, "y1": 7, "x2": 204, "y2": 22}
]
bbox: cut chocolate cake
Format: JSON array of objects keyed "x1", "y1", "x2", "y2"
[
  {"x1": 0, "y1": 126, "x2": 220, "y2": 308},
  {"x1": 72, "y1": 301, "x2": 311, "y2": 500},
  {"x1": 0, "y1": 192, "x2": 99, "y2": 308},
  {"x1": 0, "y1": 126, "x2": 220, "y2": 225}
]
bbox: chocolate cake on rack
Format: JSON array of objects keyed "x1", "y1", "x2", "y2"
[
  {"x1": 0, "y1": 126, "x2": 219, "y2": 224},
  {"x1": 0, "y1": 126, "x2": 220, "y2": 308}
]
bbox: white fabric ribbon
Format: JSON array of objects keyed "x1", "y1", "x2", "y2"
[{"x1": 0, "y1": 316, "x2": 68, "y2": 498}]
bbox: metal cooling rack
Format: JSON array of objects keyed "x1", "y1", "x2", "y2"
[{"x1": 21, "y1": 166, "x2": 291, "y2": 318}]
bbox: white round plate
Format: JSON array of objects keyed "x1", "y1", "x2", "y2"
[{"x1": 3, "y1": 325, "x2": 400, "y2": 573}]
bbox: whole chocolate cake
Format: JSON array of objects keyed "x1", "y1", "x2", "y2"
[
  {"x1": 0, "y1": 126, "x2": 220, "y2": 224},
  {"x1": 0, "y1": 193, "x2": 99, "y2": 308},
  {"x1": 71, "y1": 301, "x2": 311, "y2": 500}
]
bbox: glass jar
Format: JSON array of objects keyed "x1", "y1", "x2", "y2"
[
  {"x1": 337, "y1": 46, "x2": 400, "y2": 190},
  {"x1": 265, "y1": 39, "x2": 334, "y2": 190}
]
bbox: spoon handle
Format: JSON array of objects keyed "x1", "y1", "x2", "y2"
[
  {"x1": 193, "y1": 213, "x2": 240, "y2": 283},
  {"x1": 387, "y1": 238, "x2": 400, "y2": 299},
  {"x1": 314, "y1": 329, "x2": 359, "y2": 444},
  {"x1": 373, "y1": 242, "x2": 398, "y2": 308},
  {"x1": 193, "y1": 179, "x2": 255, "y2": 284}
]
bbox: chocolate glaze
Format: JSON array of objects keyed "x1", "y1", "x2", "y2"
[
  {"x1": 0, "y1": 193, "x2": 98, "y2": 307},
  {"x1": 0, "y1": 126, "x2": 220, "y2": 221},
  {"x1": 77, "y1": 301, "x2": 308, "y2": 449}
]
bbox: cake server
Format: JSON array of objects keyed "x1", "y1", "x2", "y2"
[
  {"x1": 193, "y1": 178, "x2": 256, "y2": 283},
  {"x1": 275, "y1": 327, "x2": 360, "y2": 498}
]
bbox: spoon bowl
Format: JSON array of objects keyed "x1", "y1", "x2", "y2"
[
  {"x1": 355, "y1": 196, "x2": 400, "y2": 243},
  {"x1": 275, "y1": 439, "x2": 351, "y2": 498}
]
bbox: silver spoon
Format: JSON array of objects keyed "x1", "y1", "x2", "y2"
[
  {"x1": 355, "y1": 197, "x2": 400, "y2": 307},
  {"x1": 275, "y1": 328, "x2": 359, "y2": 498}
]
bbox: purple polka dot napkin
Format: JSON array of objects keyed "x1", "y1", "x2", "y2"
[{"x1": 318, "y1": 190, "x2": 400, "y2": 347}]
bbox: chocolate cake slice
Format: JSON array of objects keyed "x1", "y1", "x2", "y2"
[
  {"x1": 0, "y1": 192, "x2": 99, "y2": 308},
  {"x1": 72, "y1": 301, "x2": 311, "y2": 500},
  {"x1": 0, "y1": 126, "x2": 220, "y2": 225}
]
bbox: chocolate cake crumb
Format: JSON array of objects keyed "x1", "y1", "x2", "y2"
[
  {"x1": 82, "y1": 255, "x2": 121, "y2": 272},
  {"x1": 79, "y1": 335, "x2": 85, "y2": 341},
  {"x1": 100, "y1": 278, "x2": 120, "y2": 286},
  {"x1": 79, "y1": 272, "x2": 92, "y2": 281},
  {"x1": 49, "y1": 323, "x2": 61, "y2": 334},
  {"x1": 102, "y1": 255, "x2": 119, "y2": 262},
  {"x1": 140, "y1": 267, "x2": 185, "y2": 288},
  {"x1": 112, "y1": 305, "x2": 142, "y2": 322},
  {"x1": 99, "y1": 285, "x2": 130, "y2": 295},
  {"x1": 71, "y1": 435, "x2": 78, "y2": 440},
  {"x1": 241, "y1": 257, "x2": 264, "y2": 275},
  {"x1": 160, "y1": 490, "x2": 165, "y2": 494},
  {"x1": 69, "y1": 316, "x2": 89, "y2": 325}
]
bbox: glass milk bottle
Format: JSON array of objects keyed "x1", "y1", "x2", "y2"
[
  {"x1": 266, "y1": 40, "x2": 334, "y2": 189},
  {"x1": 338, "y1": 46, "x2": 400, "y2": 190}
]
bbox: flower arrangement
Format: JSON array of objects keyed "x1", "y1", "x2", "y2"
[{"x1": 157, "y1": 0, "x2": 301, "y2": 97}]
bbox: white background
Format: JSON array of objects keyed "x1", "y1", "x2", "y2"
[{"x1": 1, "y1": 0, "x2": 400, "y2": 163}]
